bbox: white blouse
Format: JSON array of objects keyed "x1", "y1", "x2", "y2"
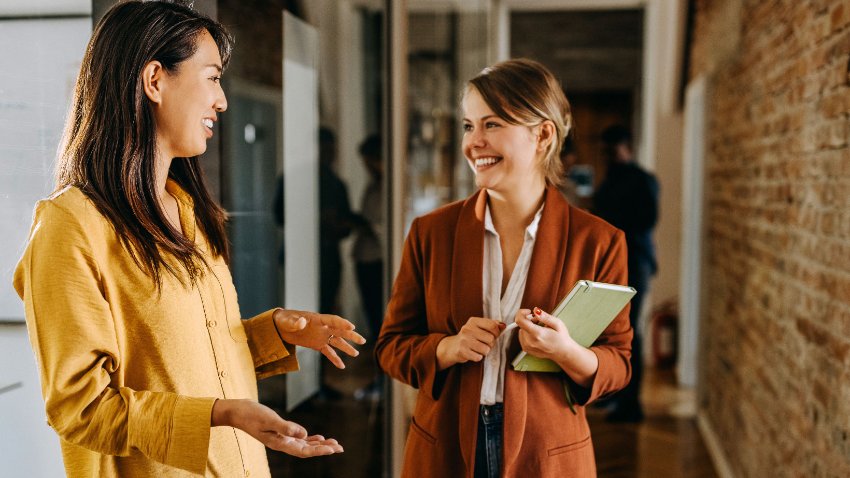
[{"x1": 479, "y1": 202, "x2": 544, "y2": 405}]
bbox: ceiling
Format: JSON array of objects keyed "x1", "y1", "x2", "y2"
[{"x1": 511, "y1": 9, "x2": 644, "y2": 92}]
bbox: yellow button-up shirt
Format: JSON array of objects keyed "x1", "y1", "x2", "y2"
[{"x1": 13, "y1": 180, "x2": 298, "y2": 477}]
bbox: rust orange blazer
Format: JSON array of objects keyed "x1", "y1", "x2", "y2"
[{"x1": 376, "y1": 186, "x2": 633, "y2": 478}]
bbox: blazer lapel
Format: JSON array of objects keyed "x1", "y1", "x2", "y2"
[
  {"x1": 503, "y1": 186, "x2": 572, "y2": 470},
  {"x1": 448, "y1": 187, "x2": 574, "y2": 473},
  {"x1": 450, "y1": 189, "x2": 487, "y2": 332},
  {"x1": 506, "y1": 186, "x2": 572, "y2": 357},
  {"x1": 450, "y1": 186, "x2": 572, "y2": 333},
  {"x1": 450, "y1": 189, "x2": 487, "y2": 473}
]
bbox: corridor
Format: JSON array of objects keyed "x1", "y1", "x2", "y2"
[{"x1": 1, "y1": 0, "x2": 848, "y2": 476}]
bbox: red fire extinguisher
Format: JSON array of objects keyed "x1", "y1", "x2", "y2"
[{"x1": 651, "y1": 301, "x2": 678, "y2": 369}]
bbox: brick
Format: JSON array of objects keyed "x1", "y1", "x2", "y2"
[
  {"x1": 827, "y1": 120, "x2": 848, "y2": 148},
  {"x1": 796, "y1": 317, "x2": 850, "y2": 363},
  {"x1": 831, "y1": 2, "x2": 849, "y2": 32},
  {"x1": 693, "y1": 0, "x2": 850, "y2": 473},
  {"x1": 818, "y1": 91, "x2": 850, "y2": 118}
]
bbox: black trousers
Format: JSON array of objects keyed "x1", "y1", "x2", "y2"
[
  {"x1": 355, "y1": 260, "x2": 384, "y2": 339},
  {"x1": 615, "y1": 260, "x2": 653, "y2": 412}
]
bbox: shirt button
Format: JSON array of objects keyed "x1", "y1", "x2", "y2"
[
  {"x1": 270, "y1": 354, "x2": 278, "y2": 360},
  {"x1": 245, "y1": 470, "x2": 250, "y2": 477},
  {"x1": 207, "y1": 320, "x2": 217, "y2": 328},
  {"x1": 219, "y1": 370, "x2": 227, "y2": 378}
]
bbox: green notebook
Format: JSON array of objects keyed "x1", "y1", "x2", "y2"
[{"x1": 511, "y1": 280, "x2": 636, "y2": 372}]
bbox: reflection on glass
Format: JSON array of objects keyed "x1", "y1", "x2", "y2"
[
  {"x1": 405, "y1": 2, "x2": 491, "y2": 228},
  {"x1": 218, "y1": 1, "x2": 386, "y2": 476}
]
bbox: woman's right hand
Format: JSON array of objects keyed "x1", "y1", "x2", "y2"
[
  {"x1": 273, "y1": 309, "x2": 366, "y2": 369},
  {"x1": 211, "y1": 399, "x2": 343, "y2": 458},
  {"x1": 435, "y1": 317, "x2": 505, "y2": 370}
]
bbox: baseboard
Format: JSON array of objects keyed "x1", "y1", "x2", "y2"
[{"x1": 697, "y1": 411, "x2": 736, "y2": 478}]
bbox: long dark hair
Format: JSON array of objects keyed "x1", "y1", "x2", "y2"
[{"x1": 56, "y1": 0, "x2": 233, "y2": 288}]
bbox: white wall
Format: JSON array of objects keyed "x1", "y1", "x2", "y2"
[
  {"x1": 679, "y1": 77, "x2": 707, "y2": 389},
  {"x1": 0, "y1": 17, "x2": 90, "y2": 320},
  {"x1": 645, "y1": 0, "x2": 686, "y2": 311},
  {"x1": 0, "y1": 13, "x2": 90, "y2": 476},
  {"x1": 0, "y1": 325, "x2": 63, "y2": 476}
]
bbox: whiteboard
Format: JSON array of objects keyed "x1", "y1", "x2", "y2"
[
  {"x1": 282, "y1": 11, "x2": 321, "y2": 411},
  {"x1": 0, "y1": 18, "x2": 91, "y2": 321}
]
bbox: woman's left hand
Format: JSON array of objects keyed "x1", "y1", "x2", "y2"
[
  {"x1": 515, "y1": 307, "x2": 599, "y2": 387},
  {"x1": 515, "y1": 307, "x2": 576, "y2": 363},
  {"x1": 273, "y1": 309, "x2": 367, "y2": 369}
]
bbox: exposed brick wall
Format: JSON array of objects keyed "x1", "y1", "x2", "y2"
[{"x1": 691, "y1": 0, "x2": 850, "y2": 476}]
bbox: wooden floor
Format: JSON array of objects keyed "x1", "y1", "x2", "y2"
[
  {"x1": 264, "y1": 346, "x2": 717, "y2": 477},
  {"x1": 262, "y1": 342, "x2": 385, "y2": 478},
  {"x1": 589, "y1": 368, "x2": 718, "y2": 478}
]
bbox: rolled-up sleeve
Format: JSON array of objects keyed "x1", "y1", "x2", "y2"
[
  {"x1": 567, "y1": 229, "x2": 633, "y2": 405},
  {"x1": 243, "y1": 309, "x2": 299, "y2": 379}
]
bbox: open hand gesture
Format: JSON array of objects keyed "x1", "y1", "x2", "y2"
[
  {"x1": 212, "y1": 399, "x2": 343, "y2": 458},
  {"x1": 273, "y1": 309, "x2": 366, "y2": 369}
]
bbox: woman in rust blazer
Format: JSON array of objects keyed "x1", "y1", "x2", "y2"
[{"x1": 376, "y1": 59, "x2": 633, "y2": 477}]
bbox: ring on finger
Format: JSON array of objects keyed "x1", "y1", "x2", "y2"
[{"x1": 327, "y1": 334, "x2": 336, "y2": 345}]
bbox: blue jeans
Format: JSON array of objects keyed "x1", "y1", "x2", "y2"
[{"x1": 474, "y1": 403, "x2": 503, "y2": 478}]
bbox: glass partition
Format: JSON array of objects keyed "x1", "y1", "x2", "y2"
[
  {"x1": 403, "y1": 1, "x2": 492, "y2": 230},
  {"x1": 386, "y1": 0, "x2": 494, "y2": 475},
  {"x1": 218, "y1": 1, "x2": 387, "y2": 476}
]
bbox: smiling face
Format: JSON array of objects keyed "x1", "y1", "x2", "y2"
[
  {"x1": 461, "y1": 87, "x2": 546, "y2": 194},
  {"x1": 152, "y1": 30, "x2": 227, "y2": 159}
]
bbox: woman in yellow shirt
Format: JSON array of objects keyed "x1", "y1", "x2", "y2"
[{"x1": 12, "y1": 2, "x2": 365, "y2": 476}]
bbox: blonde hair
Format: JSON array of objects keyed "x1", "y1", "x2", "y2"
[{"x1": 465, "y1": 58, "x2": 572, "y2": 187}]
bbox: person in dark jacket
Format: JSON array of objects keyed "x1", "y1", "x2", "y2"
[
  {"x1": 319, "y1": 127, "x2": 366, "y2": 315},
  {"x1": 593, "y1": 124, "x2": 659, "y2": 423}
]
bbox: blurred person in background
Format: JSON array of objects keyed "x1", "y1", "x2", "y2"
[
  {"x1": 593, "y1": 124, "x2": 659, "y2": 423},
  {"x1": 317, "y1": 126, "x2": 367, "y2": 400},
  {"x1": 319, "y1": 127, "x2": 364, "y2": 316},
  {"x1": 352, "y1": 134, "x2": 385, "y2": 401},
  {"x1": 352, "y1": 133, "x2": 384, "y2": 340}
]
